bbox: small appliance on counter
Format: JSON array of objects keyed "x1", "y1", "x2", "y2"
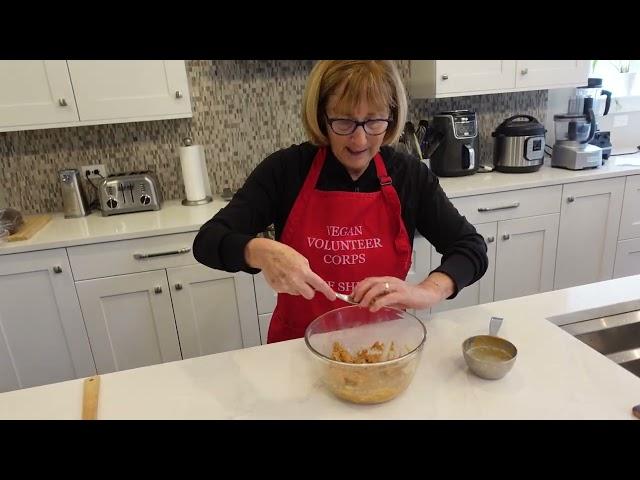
[
  {"x1": 98, "y1": 171, "x2": 163, "y2": 216},
  {"x1": 491, "y1": 115, "x2": 546, "y2": 173},
  {"x1": 59, "y1": 169, "x2": 90, "y2": 218},
  {"x1": 568, "y1": 77, "x2": 613, "y2": 159},
  {"x1": 422, "y1": 110, "x2": 479, "y2": 177},
  {"x1": 551, "y1": 97, "x2": 603, "y2": 170}
]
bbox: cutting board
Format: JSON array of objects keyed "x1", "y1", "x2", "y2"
[{"x1": 7, "y1": 214, "x2": 52, "y2": 242}]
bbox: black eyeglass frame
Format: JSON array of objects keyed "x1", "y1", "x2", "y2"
[{"x1": 324, "y1": 114, "x2": 394, "y2": 136}]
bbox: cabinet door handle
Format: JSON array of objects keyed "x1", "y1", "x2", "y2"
[
  {"x1": 486, "y1": 236, "x2": 495, "y2": 243},
  {"x1": 567, "y1": 196, "x2": 575, "y2": 203},
  {"x1": 478, "y1": 202, "x2": 520, "y2": 212},
  {"x1": 502, "y1": 234, "x2": 510, "y2": 240},
  {"x1": 521, "y1": 68, "x2": 529, "y2": 75},
  {"x1": 53, "y1": 266, "x2": 62, "y2": 273},
  {"x1": 58, "y1": 98, "x2": 68, "y2": 107},
  {"x1": 441, "y1": 74, "x2": 449, "y2": 80},
  {"x1": 133, "y1": 247, "x2": 191, "y2": 259},
  {"x1": 175, "y1": 90, "x2": 183, "y2": 99},
  {"x1": 175, "y1": 283, "x2": 183, "y2": 290},
  {"x1": 154, "y1": 286, "x2": 162, "y2": 294}
]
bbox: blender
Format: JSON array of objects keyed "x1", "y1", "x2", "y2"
[
  {"x1": 551, "y1": 96, "x2": 603, "y2": 170},
  {"x1": 568, "y1": 77, "x2": 612, "y2": 159}
]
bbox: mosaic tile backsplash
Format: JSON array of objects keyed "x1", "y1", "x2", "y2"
[{"x1": 0, "y1": 60, "x2": 548, "y2": 214}]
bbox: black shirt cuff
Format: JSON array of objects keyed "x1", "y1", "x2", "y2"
[
  {"x1": 219, "y1": 232, "x2": 261, "y2": 274},
  {"x1": 431, "y1": 253, "x2": 476, "y2": 300}
]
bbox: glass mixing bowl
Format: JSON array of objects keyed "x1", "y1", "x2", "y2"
[{"x1": 304, "y1": 305, "x2": 427, "y2": 404}]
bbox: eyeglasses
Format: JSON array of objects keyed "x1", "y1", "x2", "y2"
[{"x1": 325, "y1": 115, "x2": 392, "y2": 136}]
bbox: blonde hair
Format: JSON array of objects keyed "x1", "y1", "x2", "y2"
[{"x1": 302, "y1": 60, "x2": 408, "y2": 146}]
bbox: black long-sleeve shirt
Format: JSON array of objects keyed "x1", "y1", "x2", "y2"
[{"x1": 193, "y1": 142, "x2": 488, "y2": 298}]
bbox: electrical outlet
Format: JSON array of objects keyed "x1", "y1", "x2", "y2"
[{"x1": 81, "y1": 164, "x2": 108, "y2": 179}]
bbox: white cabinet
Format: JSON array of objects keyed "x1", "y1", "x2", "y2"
[
  {"x1": 618, "y1": 175, "x2": 640, "y2": 240},
  {"x1": 613, "y1": 238, "x2": 640, "y2": 278},
  {"x1": 167, "y1": 264, "x2": 260, "y2": 359},
  {"x1": 613, "y1": 175, "x2": 640, "y2": 279},
  {"x1": 409, "y1": 60, "x2": 516, "y2": 98},
  {"x1": 0, "y1": 249, "x2": 95, "y2": 393},
  {"x1": 494, "y1": 214, "x2": 560, "y2": 301},
  {"x1": 66, "y1": 60, "x2": 192, "y2": 122},
  {"x1": 515, "y1": 60, "x2": 590, "y2": 89},
  {"x1": 554, "y1": 178, "x2": 625, "y2": 290},
  {"x1": 68, "y1": 233, "x2": 260, "y2": 374},
  {"x1": 75, "y1": 270, "x2": 182, "y2": 375},
  {"x1": 431, "y1": 223, "x2": 496, "y2": 313},
  {"x1": 0, "y1": 60, "x2": 192, "y2": 132},
  {"x1": 448, "y1": 186, "x2": 562, "y2": 303},
  {"x1": 409, "y1": 60, "x2": 589, "y2": 98},
  {"x1": 0, "y1": 61, "x2": 80, "y2": 129}
]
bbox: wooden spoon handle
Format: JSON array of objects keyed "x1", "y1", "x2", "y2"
[{"x1": 82, "y1": 376, "x2": 100, "y2": 420}]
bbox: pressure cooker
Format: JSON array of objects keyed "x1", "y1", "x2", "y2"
[{"x1": 491, "y1": 115, "x2": 546, "y2": 173}]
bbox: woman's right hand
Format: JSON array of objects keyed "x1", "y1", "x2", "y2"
[{"x1": 245, "y1": 238, "x2": 336, "y2": 301}]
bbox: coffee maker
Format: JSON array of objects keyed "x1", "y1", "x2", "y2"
[
  {"x1": 551, "y1": 97, "x2": 603, "y2": 170},
  {"x1": 568, "y1": 77, "x2": 612, "y2": 159},
  {"x1": 422, "y1": 110, "x2": 480, "y2": 177}
]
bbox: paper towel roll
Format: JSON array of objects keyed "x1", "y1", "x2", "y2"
[{"x1": 180, "y1": 144, "x2": 208, "y2": 201}]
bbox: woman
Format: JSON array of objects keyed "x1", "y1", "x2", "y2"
[{"x1": 193, "y1": 60, "x2": 488, "y2": 343}]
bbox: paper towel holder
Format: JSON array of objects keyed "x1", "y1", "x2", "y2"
[{"x1": 181, "y1": 137, "x2": 213, "y2": 206}]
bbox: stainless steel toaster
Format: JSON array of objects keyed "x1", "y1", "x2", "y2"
[{"x1": 98, "y1": 171, "x2": 163, "y2": 216}]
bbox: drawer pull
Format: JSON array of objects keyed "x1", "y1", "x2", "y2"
[
  {"x1": 133, "y1": 247, "x2": 191, "y2": 259},
  {"x1": 486, "y1": 236, "x2": 495, "y2": 243},
  {"x1": 567, "y1": 196, "x2": 575, "y2": 203},
  {"x1": 154, "y1": 286, "x2": 162, "y2": 294},
  {"x1": 478, "y1": 202, "x2": 520, "y2": 212},
  {"x1": 53, "y1": 266, "x2": 63, "y2": 273},
  {"x1": 502, "y1": 234, "x2": 511, "y2": 240}
]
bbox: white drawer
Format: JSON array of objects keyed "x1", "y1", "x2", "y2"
[
  {"x1": 619, "y1": 174, "x2": 640, "y2": 240},
  {"x1": 68, "y1": 232, "x2": 198, "y2": 280},
  {"x1": 450, "y1": 185, "x2": 562, "y2": 224}
]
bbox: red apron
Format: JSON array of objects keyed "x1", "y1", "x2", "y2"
[{"x1": 267, "y1": 147, "x2": 412, "y2": 343}]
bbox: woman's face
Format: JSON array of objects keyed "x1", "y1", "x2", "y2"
[{"x1": 325, "y1": 88, "x2": 389, "y2": 180}]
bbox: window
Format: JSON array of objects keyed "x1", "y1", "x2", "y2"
[{"x1": 590, "y1": 60, "x2": 640, "y2": 113}]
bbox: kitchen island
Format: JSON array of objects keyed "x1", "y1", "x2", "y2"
[{"x1": 1, "y1": 274, "x2": 639, "y2": 419}]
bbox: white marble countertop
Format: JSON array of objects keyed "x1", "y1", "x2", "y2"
[
  {"x1": 0, "y1": 198, "x2": 229, "y2": 255},
  {"x1": 1, "y1": 274, "x2": 639, "y2": 419},
  {"x1": 438, "y1": 152, "x2": 640, "y2": 197},
  {"x1": 2, "y1": 152, "x2": 640, "y2": 256}
]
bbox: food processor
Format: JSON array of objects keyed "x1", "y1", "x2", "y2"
[
  {"x1": 567, "y1": 77, "x2": 613, "y2": 159},
  {"x1": 551, "y1": 96, "x2": 603, "y2": 170}
]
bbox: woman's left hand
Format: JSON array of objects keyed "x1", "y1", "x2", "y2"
[{"x1": 351, "y1": 273, "x2": 455, "y2": 312}]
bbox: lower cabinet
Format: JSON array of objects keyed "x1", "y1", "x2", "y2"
[
  {"x1": 0, "y1": 249, "x2": 95, "y2": 393},
  {"x1": 613, "y1": 238, "x2": 640, "y2": 278},
  {"x1": 167, "y1": 264, "x2": 260, "y2": 359},
  {"x1": 258, "y1": 313, "x2": 272, "y2": 345},
  {"x1": 75, "y1": 264, "x2": 260, "y2": 374},
  {"x1": 554, "y1": 177, "x2": 625, "y2": 290},
  {"x1": 75, "y1": 270, "x2": 182, "y2": 374},
  {"x1": 494, "y1": 214, "x2": 560, "y2": 301},
  {"x1": 431, "y1": 223, "x2": 497, "y2": 313}
]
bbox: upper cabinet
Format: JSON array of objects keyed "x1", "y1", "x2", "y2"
[
  {"x1": 0, "y1": 60, "x2": 192, "y2": 132},
  {"x1": 0, "y1": 61, "x2": 80, "y2": 129},
  {"x1": 66, "y1": 61, "x2": 192, "y2": 122},
  {"x1": 409, "y1": 60, "x2": 590, "y2": 98}
]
